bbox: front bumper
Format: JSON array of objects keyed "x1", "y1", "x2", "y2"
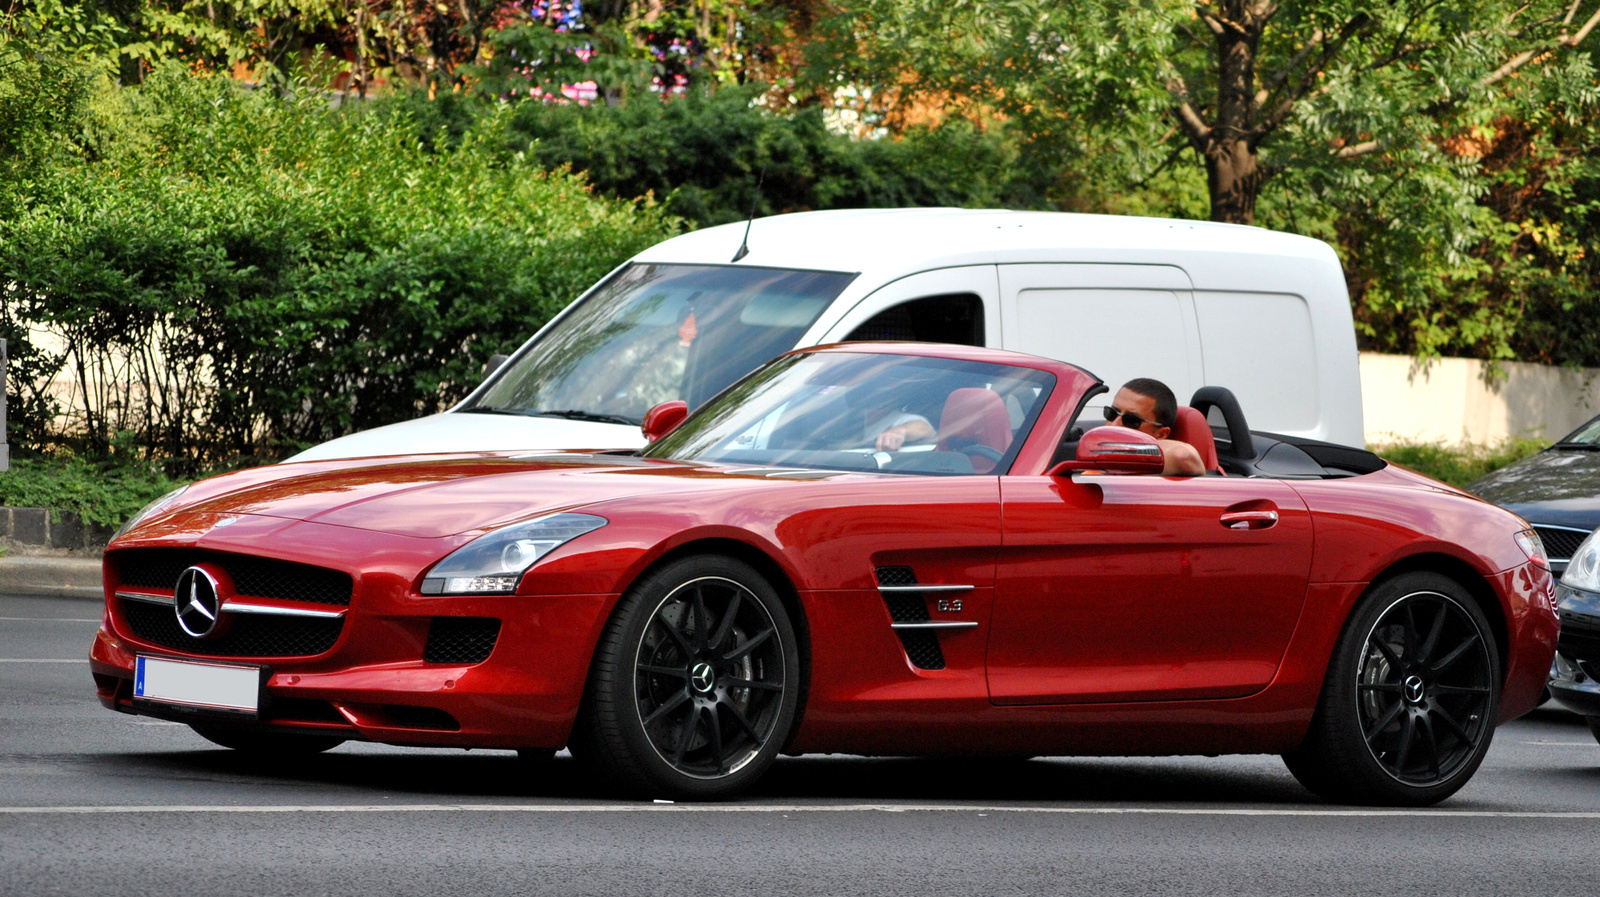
[
  {"x1": 1549, "y1": 584, "x2": 1600, "y2": 719},
  {"x1": 91, "y1": 542, "x2": 618, "y2": 750}
]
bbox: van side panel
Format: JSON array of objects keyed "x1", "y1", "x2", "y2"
[{"x1": 1193, "y1": 291, "x2": 1320, "y2": 433}]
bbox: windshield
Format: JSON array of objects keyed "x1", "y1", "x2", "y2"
[
  {"x1": 644, "y1": 351, "x2": 1056, "y2": 476},
  {"x1": 467, "y1": 264, "x2": 856, "y2": 425},
  {"x1": 1558, "y1": 415, "x2": 1600, "y2": 446}
]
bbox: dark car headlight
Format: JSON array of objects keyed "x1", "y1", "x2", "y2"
[
  {"x1": 420, "y1": 513, "x2": 608, "y2": 595},
  {"x1": 1561, "y1": 529, "x2": 1600, "y2": 595}
]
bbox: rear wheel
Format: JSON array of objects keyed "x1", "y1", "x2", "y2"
[
  {"x1": 189, "y1": 723, "x2": 345, "y2": 755},
  {"x1": 571, "y1": 555, "x2": 801, "y2": 800},
  {"x1": 1587, "y1": 717, "x2": 1600, "y2": 746},
  {"x1": 1283, "y1": 571, "x2": 1499, "y2": 806}
]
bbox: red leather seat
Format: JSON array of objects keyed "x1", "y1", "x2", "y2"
[
  {"x1": 1171, "y1": 406, "x2": 1224, "y2": 475},
  {"x1": 935, "y1": 388, "x2": 1012, "y2": 474}
]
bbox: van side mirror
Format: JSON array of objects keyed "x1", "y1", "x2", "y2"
[
  {"x1": 483, "y1": 354, "x2": 510, "y2": 379},
  {"x1": 1048, "y1": 426, "x2": 1164, "y2": 476},
  {"x1": 641, "y1": 400, "x2": 689, "y2": 442}
]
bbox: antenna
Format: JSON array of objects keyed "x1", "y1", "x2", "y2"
[{"x1": 731, "y1": 164, "x2": 767, "y2": 262}]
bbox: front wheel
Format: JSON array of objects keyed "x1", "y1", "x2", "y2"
[
  {"x1": 1283, "y1": 571, "x2": 1500, "y2": 806},
  {"x1": 571, "y1": 555, "x2": 801, "y2": 800}
]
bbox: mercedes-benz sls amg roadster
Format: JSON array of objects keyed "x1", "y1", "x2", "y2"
[{"x1": 90, "y1": 344, "x2": 1558, "y2": 805}]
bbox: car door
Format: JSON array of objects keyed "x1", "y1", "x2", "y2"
[
  {"x1": 986, "y1": 473, "x2": 1314, "y2": 705},
  {"x1": 812, "y1": 266, "x2": 1000, "y2": 348}
]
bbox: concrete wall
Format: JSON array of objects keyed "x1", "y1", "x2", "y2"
[{"x1": 1361, "y1": 352, "x2": 1600, "y2": 446}]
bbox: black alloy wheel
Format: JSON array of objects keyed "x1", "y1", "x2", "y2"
[
  {"x1": 1284, "y1": 571, "x2": 1500, "y2": 806},
  {"x1": 572, "y1": 555, "x2": 801, "y2": 799},
  {"x1": 189, "y1": 723, "x2": 346, "y2": 755}
]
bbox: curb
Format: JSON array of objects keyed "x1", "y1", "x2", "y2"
[{"x1": 0, "y1": 556, "x2": 104, "y2": 601}]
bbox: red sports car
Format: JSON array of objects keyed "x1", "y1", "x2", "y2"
[{"x1": 90, "y1": 344, "x2": 1558, "y2": 805}]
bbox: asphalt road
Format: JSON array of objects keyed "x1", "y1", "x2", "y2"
[{"x1": 3, "y1": 592, "x2": 1598, "y2": 897}]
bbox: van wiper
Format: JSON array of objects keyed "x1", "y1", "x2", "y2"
[
  {"x1": 534, "y1": 409, "x2": 640, "y2": 426},
  {"x1": 458, "y1": 405, "x2": 526, "y2": 415}
]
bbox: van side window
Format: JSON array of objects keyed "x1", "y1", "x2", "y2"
[{"x1": 843, "y1": 294, "x2": 985, "y2": 346}]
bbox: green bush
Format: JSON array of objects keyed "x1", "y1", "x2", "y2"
[
  {"x1": 1373, "y1": 437, "x2": 1550, "y2": 489},
  {"x1": 389, "y1": 85, "x2": 1026, "y2": 228},
  {"x1": 0, "y1": 452, "x2": 188, "y2": 529},
  {"x1": 1, "y1": 67, "x2": 677, "y2": 471}
]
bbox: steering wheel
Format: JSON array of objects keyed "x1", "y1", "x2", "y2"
[{"x1": 961, "y1": 444, "x2": 1004, "y2": 463}]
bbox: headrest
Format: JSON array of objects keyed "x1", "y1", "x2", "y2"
[
  {"x1": 1172, "y1": 406, "x2": 1223, "y2": 475},
  {"x1": 936, "y1": 388, "x2": 1012, "y2": 473}
]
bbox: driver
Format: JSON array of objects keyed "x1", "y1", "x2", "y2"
[
  {"x1": 1103, "y1": 378, "x2": 1206, "y2": 476},
  {"x1": 869, "y1": 408, "x2": 934, "y2": 452}
]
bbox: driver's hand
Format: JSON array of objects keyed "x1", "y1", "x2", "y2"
[{"x1": 876, "y1": 426, "x2": 907, "y2": 452}]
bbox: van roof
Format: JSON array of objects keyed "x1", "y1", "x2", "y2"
[{"x1": 632, "y1": 208, "x2": 1337, "y2": 278}]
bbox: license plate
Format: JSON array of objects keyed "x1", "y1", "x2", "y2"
[{"x1": 134, "y1": 656, "x2": 260, "y2": 714}]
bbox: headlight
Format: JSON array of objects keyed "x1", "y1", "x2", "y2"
[
  {"x1": 420, "y1": 513, "x2": 607, "y2": 595},
  {"x1": 1560, "y1": 529, "x2": 1600, "y2": 593},
  {"x1": 1514, "y1": 529, "x2": 1549, "y2": 570},
  {"x1": 112, "y1": 485, "x2": 190, "y2": 540}
]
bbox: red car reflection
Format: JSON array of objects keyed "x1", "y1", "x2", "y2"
[{"x1": 90, "y1": 344, "x2": 1557, "y2": 805}]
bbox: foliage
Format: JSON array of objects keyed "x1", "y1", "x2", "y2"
[
  {"x1": 0, "y1": 65, "x2": 676, "y2": 471},
  {"x1": 389, "y1": 83, "x2": 1024, "y2": 228},
  {"x1": 1373, "y1": 436, "x2": 1550, "y2": 489},
  {"x1": 0, "y1": 448, "x2": 189, "y2": 528}
]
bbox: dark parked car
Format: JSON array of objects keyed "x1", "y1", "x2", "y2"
[
  {"x1": 1470, "y1": 414, "x2": 1600, "y2": 577},
  {"x1": 1472, "y1": 414, "x2": 1600, "y2": 741}
]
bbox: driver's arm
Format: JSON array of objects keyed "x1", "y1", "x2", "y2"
[
  {"x1": 1156, "y1": 439, "x2": 1206, "y2": 476},
  {"x1": 876, "y1": 418, "x2": 936, "y2": 452}
]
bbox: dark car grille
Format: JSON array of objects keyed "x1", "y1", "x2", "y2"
[
  {"x1": 424, "y1": 618, "x2": 501, "y2": 665},
  {"x1": 875, "y1": 566, "x2": 946, "y2": 671},
  {"x1": 1535, "y1": 527, "x2": 1591, "y2": 561},
  {"x1": 115, "y1": 549, "x2": 353, "y2": 606},
  {"x1": 122, "y1": 600, "x2": 343, "y2": 658},
  {"x1": 1558, "y1": 610, "x2": 1600, "y2": 667}
]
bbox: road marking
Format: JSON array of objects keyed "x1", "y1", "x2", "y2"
[
  {"x1": 0, "y1": 659, "x2": 85, "y2": 664},
  {"x1": 0, "y1": 617, "x2": 99, "y2": 623},
  {"x1": 4, "y1": 804, "x2": 1600, "y2": 818},
  {"x1": 1518, "y1": 741, "x2": 1598, "y2": 747}
]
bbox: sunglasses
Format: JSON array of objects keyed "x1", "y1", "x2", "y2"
[{"x1": 1103, "y1": 405, "x2": 1166, "y2": 431}]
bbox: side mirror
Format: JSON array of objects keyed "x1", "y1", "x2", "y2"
[
  {"x1": 641, "y1": 400, "x2": 689, "y2": 442},
  {"x1": 483, "y1": 354, "x2": 511, "y2": 379},
  {"x1": 1049, "y1": 426, "x2": 1164, "y2": 476}
]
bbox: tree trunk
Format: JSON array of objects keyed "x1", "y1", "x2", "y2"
[{"x1": 1207, "y1": 137, "x2": 1264, "y2": 224}]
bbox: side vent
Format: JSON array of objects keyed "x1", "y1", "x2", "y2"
[{"x1": 874, "y1": 566, "x2": 946, "y2": 671}]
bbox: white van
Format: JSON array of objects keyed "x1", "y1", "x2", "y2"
[{"x1": 290, "y1": 209, "x2": 1362, "y2": 462}]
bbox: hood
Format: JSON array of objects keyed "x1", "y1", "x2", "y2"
[
  {"x1": 285, "y1": 412, "x2": 647, "y2": 463},
  {"x1": 132, "y1": 452, "x2": 822, "y2": 542},
  {"x1": 1470, "y1": 448, "x2": 1600, "y2": 514}
]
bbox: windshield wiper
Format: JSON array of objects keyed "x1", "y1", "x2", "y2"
[
  {"x1": 533, "y1": 409, "x2": 640, "y2": 426},
  {"x1": 1552, "y1": 442, "x2": 1600, "y2": 451},
  {"x1": 458, "y1": 405, "x2": 526, "y2": 416}
]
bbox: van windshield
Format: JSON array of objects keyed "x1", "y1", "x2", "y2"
[{"x1": 465, "y1": 264, "x2": 856, "y2": 425}]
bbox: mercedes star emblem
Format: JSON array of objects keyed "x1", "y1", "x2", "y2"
[
  {"x1": 690, "y1": 662, "x2": 716, "y2": 694},
  {"x1": 174, "y1": 566, "x2": 223, "y2": 639}
]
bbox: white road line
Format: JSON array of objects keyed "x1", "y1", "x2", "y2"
[
  {"x1": 0, "y1": 617, "x2": 99, "y2": 623},
  {"x1": 1518, "y1": 741, "x2": 1598, "y2": 747},
  {"x1": 3, "y1": 804, "x2": 1600, "y2": 818},
  {"x1": 0, "y1": 659, "x2": 85, "y2": 664}
]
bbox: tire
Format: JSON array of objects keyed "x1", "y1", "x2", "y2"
[
  {"x1": 570, "y1": 554, "x2": 801, "y2": 800},
  {"x1": 189, "y1": 723, "x2": 345, "y2": 755},
  {"x1": 1283, "y1": 571, "x2": 1500, "y2": 806},
  {"x1": 1587, "y1": 717, "x2": 1600, "y2": 747}
]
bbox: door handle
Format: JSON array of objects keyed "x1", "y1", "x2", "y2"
[{"x1": 1221, "y1": 509, "x2": 1279, "y2": 530}]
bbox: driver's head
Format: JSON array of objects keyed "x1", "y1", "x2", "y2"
[{"x1": 1106, "y1": 378, "x2": 1178, "y2": 440}]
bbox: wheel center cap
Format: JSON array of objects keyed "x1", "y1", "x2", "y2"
[
  {"x1": 1403, "y1": 674, "x2": 1426, "y2": 704},
  {"x1": 690, "y1": 662, "x2": 716, "y2": 694}
]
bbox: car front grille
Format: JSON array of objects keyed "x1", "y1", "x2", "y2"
[
  {"x1": 1558, "y1": 610, "x2": 1600, "y2": 667},
  {"x1": 1534, "y1": 526, "x2": 1591, "y2": 561},
  {"x1": 121, "y1": 599, "x2": 343, "y2": 658},
  {"x1": 423, "y1": 618, "x2": 501, "y2": 664},
  {"x1": 115, "y1": 549, "x2": 353, "y2": 607}
]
